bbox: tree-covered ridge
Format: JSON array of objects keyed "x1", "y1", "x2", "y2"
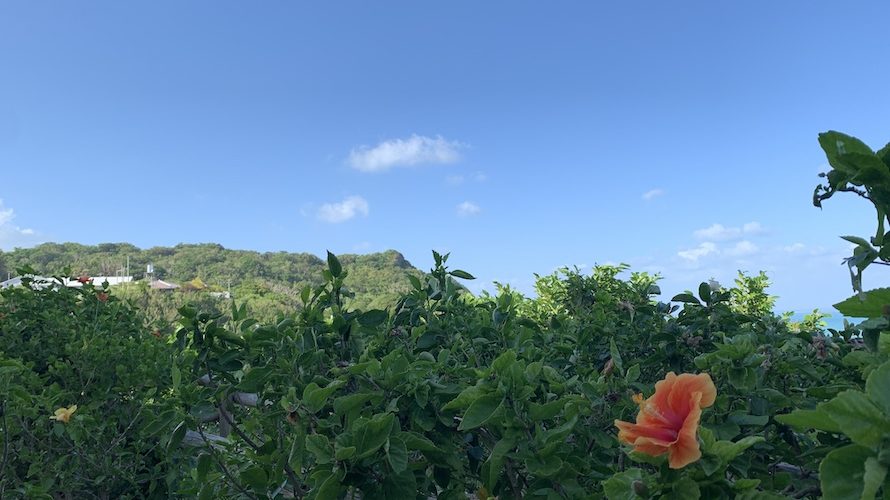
[{"x1": 0, "y1": 242, "x2": 423, "y2": 315}]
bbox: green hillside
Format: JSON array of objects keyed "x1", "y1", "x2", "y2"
[{"x1": 0, "y1": 242, "x2": 424, "y2": 319}]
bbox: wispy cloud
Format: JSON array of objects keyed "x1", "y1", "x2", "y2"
[
  {"x1": 677, "y1": 242, "x2": 718, "y2": 262},
  {"x1": 317, "y1": 196, "x2": 369, "y2": 223},
  {"x1": 725, "y1": 240, "x2": 759, "y2": 257},
  {"x1": 446, "y1": 171, "x2": 487, "y2": 186},
  {"x1": 0, "y1": 199, "x2": 39, "y2": 250},
  {"x1": 446, "y1": 175, "x2": 465, "y2": 186},
  {"x1": 642, "y1": 188, "x2": 664, "y2": 201},
  {"x1": 693, "y1": 222, "x2": 764, "y2": 241},
  {"x1": 349, "y1": 134, "x2": 463, "y2": 172},
  {"x1": 0, "y1": 204, "x2": 13, "y2": 226},
  {"x1": 456, "y1": 201, "x2": 481, "y2": 217}
]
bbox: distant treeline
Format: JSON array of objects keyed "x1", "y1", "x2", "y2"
[{"x1": 0, "y1": 242, "x2": 424, "y2": 318}]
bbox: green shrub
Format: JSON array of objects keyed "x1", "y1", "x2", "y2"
[{"x1": 0, "y1": 275, "x2": 173, "y2": 498}]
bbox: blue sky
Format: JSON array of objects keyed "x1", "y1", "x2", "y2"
[{"x1": 2, "y1": 1, "x2": 889, "y2": 314}]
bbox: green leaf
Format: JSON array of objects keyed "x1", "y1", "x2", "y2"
[
  {"x1": 166, "y1": 420, "x2": 187, "y2": 454},
  {"x1": 625, "y1": 364, "x2": 640, "y2": 383},
  {"x1": 843, "y1": 235, "x2": 876, "y2": 248},
  {"x1": 699, "y1": 282, "x2": 711, "y2": 303},
  {"x1": 239, "y1": 466, "x2": 268, "y2": 491},
  {"x1": 862, "y1": 456, "x2": 887, "y2": 500},
  {"x1": 665, "y1": 476, "x2": 700, "y2": 500},
  {"x1": 819, "y1": 131, "x2": 876, "y2": 172},
  {"x1": 820, "y1": 444, "x2": 872, "y2": 500},
  {"x1": 822, "y1": 390, "x2": 889, "y2": 447},
  {"x1": 306, "y1": 434, "x2": 333, "y2": 464},
  {"x1": 326, "y1": 251, "x2": 342, "y2": 278},
  {"x1": 603, "y1": 468, "x2": 645, "y2": 500},
  {"x1": 525, "y1": 455, "x2": 563, "y2": 478},
  {"x1": 303, "y1": 380, "x2": 345, "y2": 414},
  {"x1": 238, "y1": 366, "x2": 272, "y2": 392},
  {"x1": 609, "y1": 338, "x2": 624, "y2": 375},
  {"x1": 775, "y1": 407, "x2": 842, "y2": 434},
  {"x1": 189, "y1": 402, "x2": 218, "y2": 422},
  {"x1": 334, "y1": 445, "x2": 356, "y2": 460},
  {"x1": 198, "y1": 484, "x2": 214, "y2": 500},
  {"x1": 313, "y1": 471, "x2": 343, "y2": 500},
  {"x1": 442, "y1": 385, "x2": 486, "y2": 411},
  {"x1": 355, "y1": 413, "x2": 395, "y2": 458},
  {"x1": 333, "y1": 392, "x2": 382, "y2": 414},
  {"x1": 398, "y1": 431, "x2": 442, "y2": 453},
  {"x1": 727, "y1": 412, "x2": 769, "y2": 427},
  {"x1": 708, "y1": 436, "x2": 765, "y2": 465},
  {"x1": 866, "y1": 361, "x2": 890, "y2": 415},
  {"x1": 171, "y1": 365, "x2": 181, "y2": 389},
  {"x1": 458, "y1": 393, "x2": 504, "y2": 430},
  {"x1": 449, "y1": 269, "x2": 475, "y2": 280},
  {"x1": 485, "y1": 437, "x2": 515, "y2": 490},
  {"x1": 529, "y1": 399, "x2": 566, "y2": 421},
  {"x1": 728, "y1": 367, "x2": 756, "y2": 391},
  {"x1": 358, "y1": 309, "x2": 388, "y2": 327},
  {"x1": 834, "y1": 288, "x2": 890, "y2": 317},
  {"x1": 386, "y1": 437, "x2": 409, "y2": 473},
  {"x1": 407, "y1": 274, "x2": 422, "y2": 290},
  {"x1": 383, "y1": 468, "x2": 417, "y2": 498},
  {"x1": 672, "y1": 292, "x2": 701, "y2": 305},
  {"x1": 196, "y1": 453, "x2": 212, "y2": 481},
  {"x1": 491, "y1": 349, "x2": 517, "y2": 375}
]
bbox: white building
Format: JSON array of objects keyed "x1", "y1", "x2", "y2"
[{"x1": 0, "y1": 275, "x2": 133, "y2": 289}]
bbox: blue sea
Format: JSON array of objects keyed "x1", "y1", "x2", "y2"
[{"x1": 784, "y1": 311, "x2": 850, "y2": 331}]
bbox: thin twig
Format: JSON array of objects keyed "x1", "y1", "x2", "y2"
[
  {"x1": 218, "y1": 400, "x2": 302, "y2": 496},
  {"x1": 217, "y1": 401, "x2": 262, "y2": 451},
  {"x1": 105, "y1": 405, "x2": 144, "y2": 453},
  {"x1": 0, "y1": 401, "x2": 9, "y2": 488},
  {"x1": 197, "y1": 427, "x2": 258, "y2": 500}
]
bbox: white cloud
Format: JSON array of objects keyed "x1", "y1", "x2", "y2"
[
  {"x1": 456, "y1": 201, "x2": 481, "y2": 217},
  {"x1": 678, "y1": 242, "x2": 717, "y2": 261},
  {"x1": 0, "y1": 199, "x2": 40, "y2": 250},
  {"x1": 725, "y1": 240, "x2": 759, "y2": 257},
  {"x1": 446, "y1": 171, "x2": 486, "y2": 186},
  {"x1": 642, "y1": 188, "x2": 664, "y2": 201},
  {"x1": 316, "y1": 196, "x2": 369, "y2": 223},
  {"x1": 783, "y1": 242, "x2": 806, "y2": 253},
  {"x1": 0, "y1": 206, "x2": 12, "y2": 226},
  {"x1": 349, "y1": 134, "x2": 463, "y2": 172},
  {"x1": 693, "y1": 222, "x2": 764, "y2": 241}
]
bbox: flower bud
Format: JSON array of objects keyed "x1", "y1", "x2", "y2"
[{"x1": 632, "y1": 479, "x2": 649, "y2": 496}]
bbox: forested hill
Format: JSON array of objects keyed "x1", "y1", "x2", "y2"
[{"x1": 0, "y1": 242, "x2": 425, "y2": 313}]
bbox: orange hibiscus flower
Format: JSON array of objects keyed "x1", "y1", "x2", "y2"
[{"x1": 614, "y1": 372, "x2": 716, "y2": 469}]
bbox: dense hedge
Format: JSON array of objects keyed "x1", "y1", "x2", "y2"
[
  {"x1": 0, "y1": 277, "x2": 174, "y2": 498},
  {"x1": 2, "y1": 130, "x2": 890, "y2": 499}
]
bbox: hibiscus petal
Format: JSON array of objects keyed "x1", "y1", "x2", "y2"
[
  {"x1": 668, "y1": 393, "x2": 704, "y2": 469},
  {"x1": 616, "y1": 420, "x2": 678, "y2": 444},
  {"x1": 669, "y1": 373, "x2": 716, "y2": 411}
]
